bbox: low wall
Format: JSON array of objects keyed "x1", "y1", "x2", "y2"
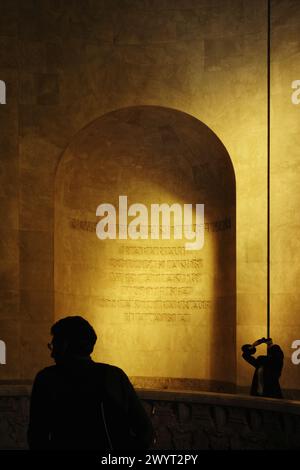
[{"x1": 1, "y1": 385, "x2": 300, "y2": 450}]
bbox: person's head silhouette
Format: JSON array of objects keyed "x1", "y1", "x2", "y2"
[
  {"x1": 267, "y1": 343, "x2": 284, "y2": 363},
  {"x1": 29, "y1": 315, "x2": 154, "y2": 450},
  {"x1": 48, "y1": 316, "x2": 97, "y2": 363}
]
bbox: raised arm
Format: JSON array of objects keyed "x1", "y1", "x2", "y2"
[{"x1": 241, "y1": 344, "x2": 258, "y2": 367}]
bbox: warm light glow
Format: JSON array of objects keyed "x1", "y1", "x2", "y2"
[{"x1": 55, "y1": 106, "x2": 235, "y2": 390}]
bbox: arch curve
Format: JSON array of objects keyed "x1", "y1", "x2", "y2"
[{"x1": 55, "y1": 105, "x2": 236, "y2": 392}]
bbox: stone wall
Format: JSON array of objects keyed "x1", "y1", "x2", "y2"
[
  {"x1": 1, "y1": 386, "x2": 300, "y2": 450},
  {"x1": 1, "y1": 0, "x2": 300, "y2": 393},
  {"x1": 141, "y1": 390, "x2": 300, "y2": 450}
]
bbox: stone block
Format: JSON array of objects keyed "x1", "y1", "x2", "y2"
[
  {"x1": 20, "y1": 321, "x2": 53, "y2": 380},
  {"x1": 114, "y1": 10, "x2": 177, "y2": 45},
  {"x1": 19, "y1": 73, "x2": 37, "y2": 105},
  {"x1": 0, "y1": 0, "x2": 18, "y2": 37},
  {"x1": 0, "y1": 229, "x2": 18, "y2": 264},
  {"x1": 18, "y1": 105, "x2": 39, "y2": 137},
  {"x1": 243, "y1": 0, "x2": 266, "y2": 34},
  {"x1": 237, "y1": 293, "x2": 266, "y2": 327},
  {"x1": 0, "y1": 395, "x2": 29, "y2": 449},
  {"x1": 0, "y1": 37, "x2": 17, "y2": 68},
  {"x1": 20, "y1": 202, "x2": 54, "y2": 233},
  {"x1": 198, "y1": 1, "x2": 245, "y2": 39},
  {"x1": 154, "y1": 425, "x2": 173, "y2": 449},
  {"x1": 192, "y1": 403, "x2": 215, "y2": 429},
  {"x1": 209, "y1": 433, "x2": 230, "y2": 450},
  {"x1": 192, "y1": 428, "x2": 210, "y2": 449},
  {"x1": 18, "y1": 8, "x2": 42, "y2": 41},
  {"x1": 33, "y1": 105, "x2": 76, "y2": 148},
  {"x1": 19, "y1": 169, "x2": 54, "y2": 231},
  {"x1": 0, "y1": 261, "x2": 18, "y2": 292},
  {"x1": 172, "y1": 430, "x2": 193, "y2": 449},
  {"x1": 20, "y1": 261, "x2": 53, "y2": 292},
  {"x1": 0, "y1": 163, "x2": 18, "y2": 200},
  {"x1": 0, "y1": 320, "x2": 21, "y2": 379},
  {"x1": 19, "y1": 135, "x2": 62, "y2": 175},
  {"x1": 0, "y1": 289, "x2": 19, "y2": 321},
  {"x1": 20, "y1": 289, "x2": 54, "y2": 323},
  {"x1": 19, "y1": 42, "x2": 46, "y2": 71},
  {"x1": 210, "y1": 405, "x2": 228, "y2": 429},
  {"x1": 0, "y1": 198, "x2": 18, "y2": 232},
  {"x1": 36, "y1": 74, "x2": 60, "y2": 105},
  {"x1": 45, "y1": 42, "x2": 63, "y2": 70},
  {"x1": 245, "y1": 409, "x2": 262, "y2": 432},
  {"x1": 178, "y1": 402, "x2": 191, "y2": 423},
  {"x1": 20, "y1": 230, "x2": 53, "y2": 265},
  {"x1": 69, "y1": 13, "x2": 114, "y2": 44}
]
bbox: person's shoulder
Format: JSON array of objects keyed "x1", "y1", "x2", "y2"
[
  {"x1": 38, "y1": 365, "x2": 57, "y2": 373},
  {"x1": 93, "y1": 361, "x2": 126, "y2": 374},
  {"x1": 34, "y1": 365, "x2": 58, "y2": 381},
  {"x1": 93, "y1": 362, "x2": 128, "y2": 380}
]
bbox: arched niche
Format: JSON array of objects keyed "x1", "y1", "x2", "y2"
[{"x1": 55, "y1": 106, "x2": 236, "y2": 392}]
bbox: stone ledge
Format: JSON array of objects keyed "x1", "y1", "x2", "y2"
[
  {"x1": 0, "y1": 384, "x2": 31, "y2": 396},
  {"x1": 1, "y1": 382, "x2": 300, "y2": 416},
  {"x1": 1, "y1": 383, "x2": 300, "y2": 449},
  {"x1": 137, "y1": 388, "x2": 300, "y2": 415}
]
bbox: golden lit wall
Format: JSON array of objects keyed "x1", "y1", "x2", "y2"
[
  {"x1": 0, "y1": 0, "x2": 299, "y2": 394},
  {"x1": 55, "y1": 106, "x2": 236, "y2": 390},
  {"x1": 269, "y1": 2, "x2": 300, "y2": 393}
]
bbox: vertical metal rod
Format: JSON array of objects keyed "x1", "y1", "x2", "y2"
[{"x1": 267, "y1": 0, "x2": 271, "y2": 338}]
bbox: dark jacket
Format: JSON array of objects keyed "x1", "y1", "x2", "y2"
[
  {"x1": 242, "y1": 345, "x2": 283, "y2": 398},
  {"x1": 28, "y1": 358, "x2": 154, "y2": 450}
]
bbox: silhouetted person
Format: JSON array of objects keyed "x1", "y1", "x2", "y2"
[
  {"x1": 242, "y1": 337, "x2": 284, "y2": 399},
  {"x1": 28, "y1": 316, "x2": 154, "y2": 450}
]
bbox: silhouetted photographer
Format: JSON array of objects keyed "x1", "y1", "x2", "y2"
[
  {"x1": 242, "y1": 337, "x2": 284, "y2": 398},
  {"x1": 28, "y1": 316, "x2": 154, "y2": 450}
]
